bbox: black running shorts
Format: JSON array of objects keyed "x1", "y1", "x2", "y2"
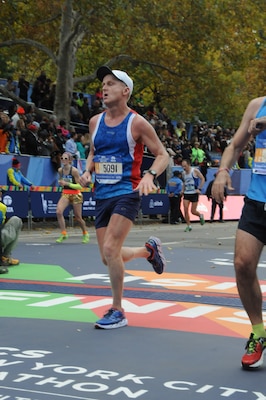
[
  {"x1": 183, "y1": 193, "x2": 199, "y2": 203},
  {"x1": 238, "y1": 197, "x2": 266, "y2": 245}
]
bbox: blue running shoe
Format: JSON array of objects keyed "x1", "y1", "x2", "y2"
[
  {"x1": 95, "y1": 308, "x2": 128, "y2": 329},
  {"x1": 145, "y1": 236, "x2": 166, "y2": 274}
]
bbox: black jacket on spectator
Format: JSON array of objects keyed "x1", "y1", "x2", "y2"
[{"x1": 23, "y1": 129, "x2": 39, "y2": 155}]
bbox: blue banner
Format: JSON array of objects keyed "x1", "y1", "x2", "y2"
[
  {"x1": 141, "y1": 193, "x2": 169, "y2": 215},
  {"x1": 30, "y1": 191, "x2": 96, "y2": 218},
  {"x1": 30, "y1": 192, "x2": 67, "y2": 218},
  {"x1": 82, "y1": 192, "x2": 96, "y2": 216},
  {"x1": 2, "y1": 190, "x2": 29, "y2": 218}
]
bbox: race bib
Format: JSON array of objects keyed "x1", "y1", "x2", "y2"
[
  {"x1": 253, "y1": 137, "x2": 266, "y2": 175},
  {"x1": 94, "y1": 155, "x2": 123, "y2": 184}
]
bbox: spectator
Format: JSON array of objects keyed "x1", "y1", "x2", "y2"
[
  {"x1": 31, "y1": 78, "x2": 42, "y2": 107},
  {"x1": 53, "y1": 127, "x2": 66, "y2": 155},
  {"x1": 76, "y1": 133, "x2": 86, "y2": 159},
  {"x1": 220, "y1": 132, "x2": 229, "y2": 153},
  {"x1": 95, "y1": 86, "x2": 103, "y2": 103},
  {"x1": 47, "y1": 81, "x2": 56, "y2": 110},
  {"x1": 18, "y1": 74, "x2": 30, "y2": 102},
  {"x1": 181, "y1": 142, "x2": 192, "y2": 160},
  {"x1": 0, "y1": 188, "x2": 22, "y2": 268},
  {"x1": 49, "y1": 136, "x2": 62, "y2": 172},
  {"x1": 89, "y1": 99, "x2": 103, "y2": 118},
  {"x1": 205, "y1": 173, "x2": 227, "y2": 222},
  {"x1": 79, "y1": 97, "x2": 90, "y2": 123},
  {"x1": 191, "y1": 141, "x2": 206, "y2": 166},
  {"x1": 24, "y1": 105, "x2": 35, "y2": 125},
  {"x1": 81, "y1": 131, "x2": 90, "y2": 158},
  {"x1": 9, "y1": 104, "x2": 20, "y2": 130},
  {"x1": 22, "y1": 121, "x2": 40, "y2": 155},
  {"x1": 38, "y1": 72, "x2": 50, "y2": 107},
  {"x1": 7, "y1": 105, "x2": 22, "y2": 154},
  {"x1": 191, "y1": 141, "x2": 208, "y2": 178},
  {"x1": 7, "y1": 157, "x2": 34, "y2": 189},
  {"x1": 65, "y1": 130, "x2": 79, "y2": 158},
  {"x1": 57, "y1": 120, "x2": 70, "y2": 139},
  {"x1": 202, "y1": 129, "x2": 214, "y2": 152},
  {"x1": 30, "y1": 72, "x2": 49, "y2": 107},
  {"x1": 76, "y1": 93, "x2": 84, "y2": 108},
  {"x1": 37, "y1": 130, "x2": 53, "y2": 156},
  {"x1": 243, "y1": 144, "x2": 252, "y2": 169},
  {"x1": 70, "y1": 100, "x2": 83, "y2": 123},
  {"x1": 47, "y1": 115, "x2": 58, "y2": 137},
  {"x1": 7, "y1": 128, "x2": 20, "y2": 156},
  {"x1": 5, "y1": 77, "x2": 16, "y2": 93},
  {"x1": 16, "y1": 107, "x2": 27, "y2": 153},
  {"x1": 166, "y1": 170, "x2": 184, "y2": 224},
  {"x1": 40, "y1": 78, "x2": 52, "y2": 104},
  {"x1": 0, "y1": 112, "x2": 12, "y2": 154}
]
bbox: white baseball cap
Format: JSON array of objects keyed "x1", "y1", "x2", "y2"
[{"x1": 97, "y1": 66, "x2": 133, "y2": 96}]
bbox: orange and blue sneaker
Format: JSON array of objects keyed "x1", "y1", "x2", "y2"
[
  {"x1": 95, "y1": 308, "x2": 128, "y2": 329},
  {"x1": 241, "y1": 333, "x2": 266, "y2": 369},
  {"x1": 145, "y1": 236, "x2": 166, "y2": 275}
]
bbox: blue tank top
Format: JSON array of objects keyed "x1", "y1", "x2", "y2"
[
  {"x1": 92, "y1": 111, "x2": 144, "y2": 199},
  {"x1": 247, "y1": 98, "x2": 266, "y2": 202}
]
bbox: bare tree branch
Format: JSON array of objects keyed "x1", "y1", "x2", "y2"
[
  {"x1": 73, "y1": 54, "x2": 181, "y2": 85},
  {"x1": 0, "y1": 39, "x2": 57, "y2": 64},
  {"x1": 29, "y1": 13, "x2": 62, "y2": 27}
]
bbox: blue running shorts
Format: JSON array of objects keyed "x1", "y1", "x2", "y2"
[{"x1": 95, "y1": 192, "x2": 141, "y2": 229}]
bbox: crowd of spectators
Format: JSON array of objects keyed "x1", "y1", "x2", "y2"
[
  {"x1": 131, "y1": 101, "x2": 256, "y2": 176},
  {"x1": 0, "y1": 73, "x2": 256, "y2": 177}
]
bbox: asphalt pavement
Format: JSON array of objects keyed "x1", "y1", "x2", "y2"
[{"x1": 1, "y1": 220, "x2": 266, "y2": 400}]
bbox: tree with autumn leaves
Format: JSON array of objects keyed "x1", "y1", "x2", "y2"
[{"x1": 0, "y1": 0, "x2": 265, "y2": 127}]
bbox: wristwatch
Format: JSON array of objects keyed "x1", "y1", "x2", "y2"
[{"x1": 147, "y1": 169, "x2": 157, "y2": 178}]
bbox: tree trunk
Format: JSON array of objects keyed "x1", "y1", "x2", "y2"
[
  {"x1": 54, "y1": 0, "x2": 85, "y2": 126},
  {"x1": 54, "y1": 0, "x2": 75, "y2": 125}
]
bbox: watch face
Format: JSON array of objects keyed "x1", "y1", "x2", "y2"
[{"x1": 149, "y1": 170, "x2": 157, "y2": 176}]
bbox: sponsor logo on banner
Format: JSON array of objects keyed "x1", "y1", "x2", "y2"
[
  {"x1": 83, "y1": 196, "x2": 96, "y2": 211},
  {"x1": 40, "y1": 193, "x2": 58, "y2": 215},
  {"x1": 3, "y1": 191, "x2": 29, "y2": 218},
  {"x1": 149, "y1": 198, "x2": 163, "y2": 209},
  {"x1": 2, "y1": 194, "x2": 14, "y2": 212}
]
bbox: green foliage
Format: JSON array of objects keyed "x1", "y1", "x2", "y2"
[
  {"x1": 0, "y1": 53, "x2": 15, "y2": 78},
  {"x1": 0, "y1": 0, "x2": 265, "y2": 126}
]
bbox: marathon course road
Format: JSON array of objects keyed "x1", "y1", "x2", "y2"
[{"x1": 1, "y1": 221, "x2": 266, "y2": 400}]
